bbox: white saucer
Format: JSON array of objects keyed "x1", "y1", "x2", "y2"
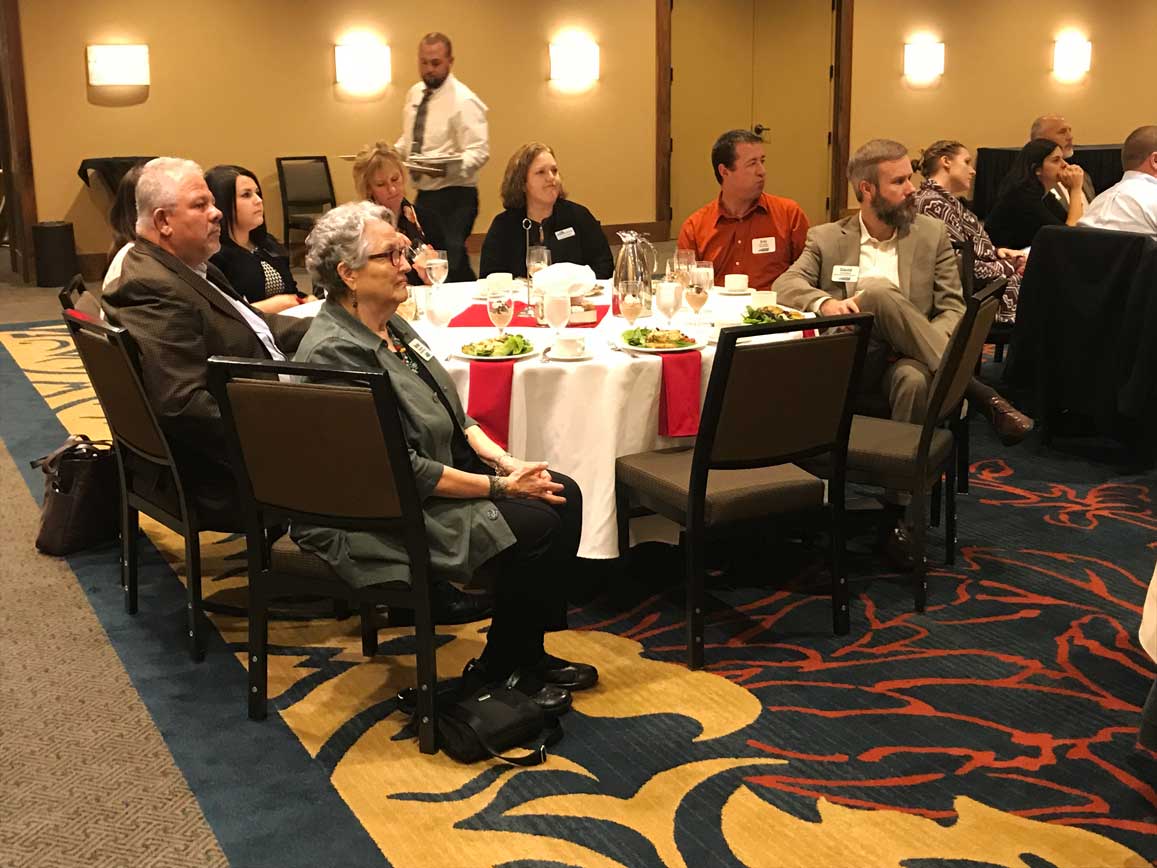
[{"x1": 545, "y1": 348, "x2": 593, "y2": 362}]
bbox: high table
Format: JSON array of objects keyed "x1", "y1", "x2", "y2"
[{"x1": 289, "y1": 281, "x2": 806, "y2": 559}]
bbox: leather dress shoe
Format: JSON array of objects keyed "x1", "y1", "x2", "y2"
[
  {"x1": 460, "y1": 659, "x2": 572, "y2": 717},
  {"x1": 880, "y1": 524, "x2": 926, "y2": 572},
  {"x1": 532, "y1": 653, "x2": 599, "y2": 691},
  {"x1": 979, "y1": 396, "x2": 1034, "y2": 446},
  {"x1": 385, "y1": 584, "x2": 493, "y2": 627}
]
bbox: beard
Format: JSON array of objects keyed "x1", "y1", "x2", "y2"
[{"x1": 874, "y1": 194, "x2": 917, "y2": 232}]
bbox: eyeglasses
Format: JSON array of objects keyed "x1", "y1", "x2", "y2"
[{"x1": 367, "y1": 245, "x2": 415, "y2": 267}]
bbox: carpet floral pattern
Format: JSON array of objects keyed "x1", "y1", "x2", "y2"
[{"x1": 2, "y1": 322, "x2": 1154, "y2": 867}]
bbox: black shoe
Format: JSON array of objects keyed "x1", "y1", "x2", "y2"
[
  {"x1": 532, "y1": 653, "x2": 599, "y2": 691},
  {"x1": 385, "y1": 584, "x2": 493, "y2": 627},
  {"x1": 879, "y1": 524, "x2": 926, "y2": 572},
  {"x1": 461, "y1": 659, "x2": 573, "y2": 717}
]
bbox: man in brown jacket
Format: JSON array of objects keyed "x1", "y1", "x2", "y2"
[{"x1": 102, "y1": 157, "x2": 309, "y2": 526}]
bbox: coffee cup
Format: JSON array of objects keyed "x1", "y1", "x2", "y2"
[
  {"x1": 724, "y1": 273, "x2": 749, "y2": 292},
  {"x1": 485, "y1": 272, "x2": 513, "y2": 292},
  {"x1": 553, "y1": 333, "x2": 586, "y2": 358}
]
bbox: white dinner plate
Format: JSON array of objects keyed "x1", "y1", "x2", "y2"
[
  {"x1": 452, "y1": 347, "x2": 540, "y2": 362},
  {"x1": 615, "y1": 336, "x2": 706, "y2": 354}
]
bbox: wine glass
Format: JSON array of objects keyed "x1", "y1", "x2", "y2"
[
  {"x1": 618, "y1": 279, "x2": 644, "y2": 326},
  {"x1": 526, "y1": 245, "x2": 551, "y2": 280},
  {"x1": 486, "y1": 283, "x2": 514, "y2": 338},
  {"x1": 667, "y1": 249, "x2": 694, "y2": 291},
  {"x1": 655, "y1": 280, "x2": 683, "y2": 329},
  {"x1": 543, "y1": 285, "x2": 571, "y2": 344},
  {"x1": 425, "y1": 283, "x2": 455, "y2": 360},
  {"x1": 426, "y1": 249, "x2": 449, "y2": 287},
  {"x1": 687, "y1": 261, "x2": 713, "y2": 326}
]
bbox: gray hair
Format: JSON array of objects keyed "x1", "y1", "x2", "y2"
[
  {"x1": 134, "y1": 157, "x2": 204, "y2": 234},
  {"x1": 847, "y1": 139, "x2": 909, "y2": 201},
  {"x1": 1029, "y1": 114, "x2": 1060, "y2": 142},
  {"x1": 305, "y1": 201, "x2": 395, "y2": 299}
]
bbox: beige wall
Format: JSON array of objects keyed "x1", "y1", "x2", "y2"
[
  {"x1": 20, "y1": 0, "x2": 656, "y2": 256},
  {"x1": 850, "y1": 0, "x2": 1157, "y2": 169}
]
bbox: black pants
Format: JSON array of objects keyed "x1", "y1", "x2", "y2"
[
  {"x1": 479, "y1": 472, "x2": 582, "y2": 674},
  {"x1": 416, "y1": 186, "x2": 478, "y2": 282}
]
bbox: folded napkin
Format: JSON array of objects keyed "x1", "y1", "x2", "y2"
[
  {"x1": 531, "y1": 261, "x2": 597, "y2": 296},
  {"x1": 467, "y1": 360, "x2": 516, "y2": 450},
  {"x1": 658, "y1": 351, "x2": 702, "y2": 437}
]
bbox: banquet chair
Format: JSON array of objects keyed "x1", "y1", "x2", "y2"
[
  {"x1": 615, "y1": 314, "x2": 873, "y2": 669},
  {"x1": 208, "y1": 357, "x2": 438, "y2": 752},
  {"x1": 827, "y1": 278, "x2": 1004, "y2": 610},
  {"x1": 57, "y1": 273, "x2": 103, "y2": 319},
  {"x1": 63, "y1": 310, "x2": 234, "y2": 661},
  {"x1": 275, "y1": 156, "x2": 335, "y2": 249}
]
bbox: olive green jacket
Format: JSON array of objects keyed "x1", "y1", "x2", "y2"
[{"x1": 289, "y1": 300, "x2": 515, "y2": 588}]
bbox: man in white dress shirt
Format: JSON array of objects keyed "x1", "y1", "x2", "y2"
[
  {"x1": 1079, "y1": 125, "x2": 1157, "y2": 240},
  {"x1": 395, "y1": 32, "x2": 489, "y2": 282}
]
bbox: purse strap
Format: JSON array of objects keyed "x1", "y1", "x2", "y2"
[
  {"x1": 31, "y1": 435, "x2": 115, "y2": 476},
  {"x1": 454, "y1": 705, "x2": 564, "y2": 767}
]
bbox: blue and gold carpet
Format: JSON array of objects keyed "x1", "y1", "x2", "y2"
[{"x1": 2, "y1": 321, "x2": 1154, "y2": 867}]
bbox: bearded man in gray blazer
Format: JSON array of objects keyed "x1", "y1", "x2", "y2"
[{"x1": 102, "y1": 157, "x2": 309, "y2": 527}]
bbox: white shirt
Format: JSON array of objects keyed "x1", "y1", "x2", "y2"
[
  {"x1": 1078, "y1": 170, "x2": 1157, "y2": 240},
  {"x1": 102, "y1": 242, "x2": 133, "y2": 293},
  {"x1": 857, "y1": 211, "x2": 900, "y2": 287},
  {"x1": 395, "y1": 73, "x2": 489, "y2": 191},
  {"x1": 195, "y1": 264, "x2": 287, "y2": 362}
]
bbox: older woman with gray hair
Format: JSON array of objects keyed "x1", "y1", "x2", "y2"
[{"x1": 291, "y1": 201, "x2": 594, "y2": 713}]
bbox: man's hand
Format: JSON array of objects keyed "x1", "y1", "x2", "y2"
[
  {"x1": 1059, "y1": 163, "x2": 1085, "y2": 193},
  {"x1": 819, "y1": 296, "x2": 860, "y2": 317}
]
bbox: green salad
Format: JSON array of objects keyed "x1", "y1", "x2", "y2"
[
  {"x1": 621, "y1": 327, "x2": 697, "y2": 349},
  {"x1": 742, "y1": 304, "x2": 806, "y2": 325},
  {"x1": 460, "y1": 334, "x2": 534, "y2": 357}
]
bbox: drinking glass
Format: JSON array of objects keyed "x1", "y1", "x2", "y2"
[
  {"x1": 486, "y1": 284, "x2": 514, "y2": 337},
  {"x1": 425, "y1": 283, "x2": 455, "y2": 360},
  {"x1": 526, "y1": 246, "x2": 551, "y2": 280},
  {"x1": 543, "y1": 286, "x2": 571, "y2": 342},
  {"x1": 426, "y1": 249, "x2": 449, "y2": 287},
  {"x1": 687, "y1": 261, "x2": 713, "y2": 325},
  {"x1": 655, "y1": 280, "x2": 683, "y2": 328},
  {"x1": 618, "y1": 279, "x2": 645, "y2": 326},
  {"x1": 666, "y1": 252, "x2": 693, "y2": 292}
]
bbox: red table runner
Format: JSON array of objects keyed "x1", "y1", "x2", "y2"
[
  {"x1": 466, "y1": 360, "x2": 516, "y2": 450},
  {"x1": 657, "y1": 350, "x2": 702, "y2": 437}
]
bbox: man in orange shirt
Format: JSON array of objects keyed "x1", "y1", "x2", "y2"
[{"x1": 677, "y1": 129, "x2": 809, "y2": 288}]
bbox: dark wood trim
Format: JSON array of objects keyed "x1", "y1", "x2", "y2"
[
  {"x1": 655, "y1": 0, "x2": 672, "y2": 239},
  {"x1": 0, "y1": 0, "x2": 37, "y2": 281},
  {"x1": 829, "y1": 0, "x2": 854, "y2": 221},
  {"x1": 464, "y1": 220, "x2": 668, "y2": 254}
]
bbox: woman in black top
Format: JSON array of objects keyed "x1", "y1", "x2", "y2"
[
  {"x1": 205, "y1": 165, "x2": 308, "y2": 313},
  {"x1": 352, "y1": 141, "x2": 443, "y2": 286},
  {"x1": 480, "y1": 142, "x2": 614, "y2": 279},
  {"x1": 984, "y1": 139, "x2": 1086, "y2": 249}
]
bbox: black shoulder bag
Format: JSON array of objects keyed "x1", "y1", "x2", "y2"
[{"x1": 30, "y1": 435, "x2": 120, "y2": 556}]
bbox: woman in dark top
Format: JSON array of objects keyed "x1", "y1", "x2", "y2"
[
  {"x1": 352, "y1": 140, "x2": 442, "y2": 286},
  {"x1": 205, "y1": 165, "x2": 308, "y2": 313},
  {"x1": 480, "y1": 142, "x2": 614, "y2": 279},
  {"x1": 984, "y1": 139, "x2": 1086, "y2": 249}
]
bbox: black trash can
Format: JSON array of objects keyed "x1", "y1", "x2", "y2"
[{"x1": 33, "y1": 221, "x2": 81, "y2": 287}]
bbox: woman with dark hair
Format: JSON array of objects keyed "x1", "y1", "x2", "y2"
[
  {"x1": 983, "y1": 138, "x2": 1085, "y2": 249},
  {"x1": 480, "y1": 142, "x2": 613, "y2": 279},
  {"x1": 103, "y1": 162, "x2": 145, "y2": 291},
  {"x1": 913, "y1": 140, "x2": 1024, "y2": 322},
  {"x1": 205, "y1": 165, "x2": 310, "y2": 313}
]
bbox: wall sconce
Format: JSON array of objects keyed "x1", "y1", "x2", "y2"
[
  {"x1": 1053, "y1": 30, "x2": 1091, "y2": 83},
  {"x1": 549, "y1": 31, "x2": 599, "y2": 93},
  {"x1": 335, "y1": 38, "x2": 391, "y2": 95},
  {"x1": 903, "y1": 36, "x2": 944, "y2": 87},
  {"x1": 86, "y1": 44, "x2": 150, "y2": 86}
]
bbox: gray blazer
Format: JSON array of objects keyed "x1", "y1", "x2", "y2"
[
  {"x1": 773, "y1": 213, "x2": 965, "y2": 341},
  {"x1": 290, "y1": 300, "x2": 515, "y2": 589}
]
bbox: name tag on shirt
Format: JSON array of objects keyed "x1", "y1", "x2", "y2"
[
  {"x1": 410, "y1": 338, "x2": 434, "y2": 361},
  {"x1": 555, "y1": 227, "x2": 576, "y2": 241},
  {"x1": 752, "y1": 236, "x2": 777, "y2": 254},
  {"x1": 832, "y1": 265, "x2": 860, "y2": 283}
]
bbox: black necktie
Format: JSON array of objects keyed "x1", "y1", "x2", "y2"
[{"x1": 410, "y1": 88, "x2": 434, "y2": 182}]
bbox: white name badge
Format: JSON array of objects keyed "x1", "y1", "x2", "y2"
[
  {"x1": 555, "y1": 226, "x2": 576, "y2": 241},
  {"x1": 752, "y1": 236, "x2": 777, "y2": 254},
  {"x1": 831, "y1": 265, "x2": 860, "y2": 283},
  {"x1": 409, "y1": 338, "x2": 434, "y2": 361}
]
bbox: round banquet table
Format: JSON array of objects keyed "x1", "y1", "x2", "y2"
[{"x1": 287, "y1": 280, "x2": 808, "y2": 558}]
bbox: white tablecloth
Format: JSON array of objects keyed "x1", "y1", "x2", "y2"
[{"x1": 289, "y1": 280, "x2": 804, "y2": 559}]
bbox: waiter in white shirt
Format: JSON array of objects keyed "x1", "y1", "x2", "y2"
[
  {"x1": 396, "y1": 32, "x2": 489, "y2": 282},
  {"x1": 1079, "y1": 125, "x2": 1157, "y2": 240}
]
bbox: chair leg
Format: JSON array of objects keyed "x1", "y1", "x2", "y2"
[
  {"x1": 413, "y1": 584, "x2": 438, "y2": 755},
  {"x1": 945, "y1": 460, "x2": 958, "y2": 566},
  {"x1": 686, "y1": 532, "x2": 706, "y2": 670},
  {"x1": 360, "y1": 603, "x2": 378, "y2": 658},
  {"x1": 994, "y1": 343, "x2": 1005, "y2": 363},
  {"x1": 930, "y1": 480, "x2": 942, "y2": 528},
  {"x1": 911, "y1": 495, "x2": 928, "y2": 612},
  {"x1": 185, "y1": 532, "x2": 205, "y2": 663},
  {"x1": 122, "y1": 505, "x2": 139, "y2": 615},
  {"x1": 830, "y1": 505, "x2": 849, "y2": 635},
  {"x1": 248, "y1": 578, "x2": 268, "y2": 721},
  {"x1": 957, "y1": 418, "x2": 970, "y2": 494}
]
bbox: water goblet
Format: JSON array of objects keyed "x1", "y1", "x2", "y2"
[
  {"x1": 543, "y1": 286, "x2": 572, "y2": 344},
  {"x1": 655, "y1": 280, "x2": 683, "y2": 329},
  {"x1": 687, "y1": 261, "x2": 714, "y2": 325},
  {"x1": 486, "y1": 284, "x2": 514, "y2": 338},
  {"x1": 425, "y1": 283, "x2": 455, "y2": 360}
]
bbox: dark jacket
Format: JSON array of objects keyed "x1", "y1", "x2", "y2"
[
  {"x1": 480, "y1": 198, "x2": 614, "y2": 279},
  {"x1": 394, "y1": 198, "x2": 446, "y2": 286},
  {"x1": 209, "y1": 238, "x2": 299, "y2": 304},
  {"x1": 984, "y1": 183, "x2": 1069, "y2": 249}
]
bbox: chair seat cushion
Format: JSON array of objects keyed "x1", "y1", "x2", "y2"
[
  {"x1": 270, "y1": 536, "x2": 409, "y2": 590},
  {"x1": 616, "y1": 447, "x2": 824, "y2": 527},
  {"x1": 844, "y1": 415, "x2": 954, "y2": 490}
]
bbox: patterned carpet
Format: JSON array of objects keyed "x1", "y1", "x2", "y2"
[{"x1": 1, "y1": 320, "x2": 1154, "y2": 868}]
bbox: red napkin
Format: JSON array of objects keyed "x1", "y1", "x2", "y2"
[
  {"x1": 467, "y1": 360, "x2": 516, "y2": 450},
  {"x1": 658, "y1": 351, "x2": 702, "y2": 437},
  {"x1": 803, "y1": 328, "x2": 817, "y2": 338},
  {"x1": 450, "y1": 302, "x2": 610, "y2": 329}
]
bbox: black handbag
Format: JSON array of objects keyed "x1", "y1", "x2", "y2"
[
  {"x1": 30, "y1": 434, "x2": 120, "y2": 556},
  {"x1": 399, "y1": 681, "x2": 563, "y2": 766}
]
